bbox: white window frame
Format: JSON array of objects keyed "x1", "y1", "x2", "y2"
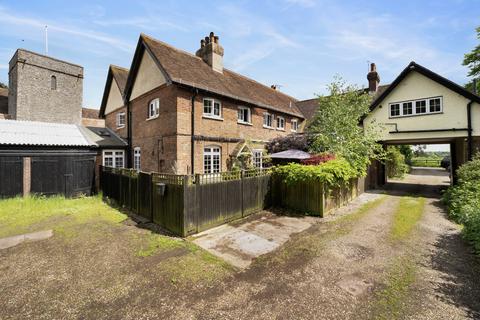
[
  {"x1": 263, "y1": 112, "x2": 273, "y2": 129},
  {"x1": 133, "y1": 147, "x2": 141, "y2": 171},
  {"x1": 148, "y1": 98, "x2": 160, "y2": 119},
  {"x1": 253, "y1": 149, "x2": 263, "y2": 169},
  {"x1": 102, "y1": 150, "x2": 125, "y2": 168},
  {"x1": 204, "y1": 146, "x2": 221, "y2": 173},
  {"x1": 389, "y1": 96, "x2": 443, "y2": 118},
  {"x1": 237, "y1": 106, "x2": 252, "y2": 124},
  {"x1": 116, "y1": 112, "x2": 126, "y2": 128},
  {"x1": 276, "y1": 116, "x2": 285, "y2": 130},
  {"x1": 203, "y1": 98, "x2": 222, "y2": 119},
  {"x1": 291, "y1": 119, "x2": 298, "y2": 132}
]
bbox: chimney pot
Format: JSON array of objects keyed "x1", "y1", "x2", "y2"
[
  {"x1": 271, "y1": 85, "x2": 277, "y2": 90},
  {"x1": 196, "y1": 32, "x2": 224, "y2": 73}
]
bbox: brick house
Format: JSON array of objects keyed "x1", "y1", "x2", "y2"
[{"x1": 99, "y1": 32, "x2": 305, "y2": 174}]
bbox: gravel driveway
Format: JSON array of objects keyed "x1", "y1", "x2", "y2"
[{"x1": 1, "y1": 169, "x2": 479, "y2": 319}]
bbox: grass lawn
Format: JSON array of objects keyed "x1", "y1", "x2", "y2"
[{"x1": 0, "y1": 195, "x2": 233, "y2": 319}]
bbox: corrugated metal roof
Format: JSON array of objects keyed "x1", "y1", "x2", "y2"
[{"x1": 0, "y1": 119, "x2": 96, "y2": 147}]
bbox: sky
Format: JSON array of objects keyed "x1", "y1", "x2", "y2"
[{"x1": 0, "y1": 0, "x2": 478, "y2": 116}]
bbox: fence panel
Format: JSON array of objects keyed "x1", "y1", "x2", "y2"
[
  {"x1": 242, "y1": 175, "x2": 271, "y2": 216},
  {"x1": 151, "y1": 175, "x2": 185, "y2": 235},
  {"x1": 272, "y1": 176, "x2": 324, "y2": 216},
  {"x1": 137, "y1": 172, "x2": 152, "y2": 220}
]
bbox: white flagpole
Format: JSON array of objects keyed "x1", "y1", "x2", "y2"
[{"x1": 45, "y1": 25, "x2": 48, "y2": 54}]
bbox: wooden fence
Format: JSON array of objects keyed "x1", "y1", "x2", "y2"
[
  {"x1": 100, "y1": 167, "x2": 271, "y2": 236},
  {"x1": 100, "y1": 166, "x2": 365, "y2": 236}
]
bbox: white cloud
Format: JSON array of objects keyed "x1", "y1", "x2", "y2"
[
  {"x1": 0, "y1": 64, "x2": 7, "y2": 69},
  {"x1": 93, "y1": 17, "x2": 188, "y2": 32},
  {"x1": 0, "y1": 8, "x2": 133, "y2": 53}
]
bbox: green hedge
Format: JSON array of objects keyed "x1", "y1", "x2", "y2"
[
  {"x1": 272, "y1": 159, "x2": 359, "y2": 187},
  {"x1": 443, "y1": 156, "x2": 480, "y2": 254}
]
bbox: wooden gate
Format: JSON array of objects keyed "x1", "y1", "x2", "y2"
[{"x1": 0, "y1": 156, "x2": 23, "y2": 198}]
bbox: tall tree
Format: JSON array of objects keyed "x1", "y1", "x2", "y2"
[
  {"x1": 463, "y1": 26, "x2": 480, "y2": 93},
  {"x1": 307, "y1": 77, "x2": 384, "y2": 175},
  {"x1": 0, "y1": 82, "x2": 7, "y2": 89}
]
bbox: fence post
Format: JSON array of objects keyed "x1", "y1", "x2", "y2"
[
  {"x1": 149, "y1": 173, "x2": 153, "y2": 222},
  {"x1": 241, "y1": 170, "x2": 245, "y2": 217}
]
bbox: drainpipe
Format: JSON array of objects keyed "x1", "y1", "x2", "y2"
[
  {"x1": 126, "y1": 99, "x2": 132, "y2": 168},
  {"x1": 191, "y1": 88, "x2": 198, "y2": 174},
  {"x1": 467, "y1": 100, "x2": 473, "y2": 161},
  {"x1": 467, "y1": 78, "x2": 477, "y2": 161}
]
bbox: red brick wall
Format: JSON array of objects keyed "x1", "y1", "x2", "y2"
[
  {"x1": 105, "y1": 106, "x2": 128, "y2": 139},
  {"x1": 105, "y1": 83, "x2": 304, "y2": 174}
]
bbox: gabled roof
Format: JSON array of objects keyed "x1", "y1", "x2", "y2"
[
  {"x1": 296, "y1": 85, "x2": 390, "y2": 120},
  {"x1": 82, "y1": 126, "x2": 127, "y2": 148},
  {"x1": 0, "y1": 119, "x2": 95, "y2": 147},
  {"x1": 124, "y1": 33, "x2": 304, "y2": 118},
  {"x1": 99, "y1": 65, "x2": 129, "y2": 118},
  {"x1": 370, "y1": 61, "x2": 480, "y2": 110}
]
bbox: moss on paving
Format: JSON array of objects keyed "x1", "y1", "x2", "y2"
[
  {"x1": 370, "y1": 256, "x2": 417, "y2": 320},
  {"x1": 0, "y1": 195, "x2": 127, "y2": 238},
  {"x1": 390, "y1": 197, "x2": 425, "y2": 241}
]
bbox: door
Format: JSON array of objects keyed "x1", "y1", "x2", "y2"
[{"x1": 0, "y1": 156, "x2": 23, "y2": 198}]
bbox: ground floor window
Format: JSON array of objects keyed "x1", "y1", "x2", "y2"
[
  {"x1": 103, "y1": 150, "x2": 124, "y2": 168},
  {"x1": 133, "y1": 147, "x2": 141, "y2": 171},
  {"x1": 204, "y1": 146, "x2": 221, "y2": 173},
  {"x1": 253, "y1": 150, "x2": 263, "y2": 168}
]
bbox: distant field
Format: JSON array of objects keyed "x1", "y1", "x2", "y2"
[{"x1": 410, "y1": 157, "x2": 442, "y2": 167}]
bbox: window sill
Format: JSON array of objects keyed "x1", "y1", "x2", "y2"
[
  {"x1": 117, "y1": 125, "x2": 125, "y2": 129},
  {"x1": 276, "y1": 128, "x2": 285, "y2": 131},
  {"x1": 237, "y1": 121, "x2": 252, "y2": 126},
  {"x1": 203, "y1": 115, "x2": 224, "y2": 121},
  {"x1": 263, "y1": 125, "x2": 274, "y2": 130},
  {"x1": 146, "y1": 115, "x2": 159, "y2": 121},
  {"x1": 388, "y1": 111, "x2": 443, "y2": 119},
  {"x1": 291, "y1": 130, "x2": 297, "y2": 133}
]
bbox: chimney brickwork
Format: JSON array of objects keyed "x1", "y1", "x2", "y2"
[
  {"x1": 195, "y1": 32, "x2": 224, "y2": 73},
  {"x1": 367, "y1": 63, "x2": 380, "y2": 93}
]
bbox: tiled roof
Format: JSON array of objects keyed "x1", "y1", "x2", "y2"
[
  {"x1": 0, "y1": 87, "x2": 7, "y2": 97},
  {"x1": 0, "y1": 119, "x2": 95, "y2": 147},
  {"x1": 296, "y1": 84, "x2": 390, "y2": 120},
  {"x1": 0, "y1": 88, "x2": 7, "y2": 115},
  {"x1": 82, "y1": 108, "x2": 100, "y2": 119},
  {"x1": 140, "y1": 34, "x2": 303, "y2": 118},
  {"x1": 110, "y1": 65, "x2": 129, "y2": 95}
]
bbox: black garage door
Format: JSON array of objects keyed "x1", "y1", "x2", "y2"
[
  {"x1": 0, "y1": 156, "x2": 23, "y2": 198},
  {"x1": 31, "y1": 155, "x2": 95, "y2": 197}
]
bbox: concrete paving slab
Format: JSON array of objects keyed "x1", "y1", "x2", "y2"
[
  {"x1": 192, "y1": 214, "x2": 316, "y2": 268},
  {"x1": 0, "y1": 230, "x2": 53, "y2": 250}
]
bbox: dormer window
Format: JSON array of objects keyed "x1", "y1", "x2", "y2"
[
  {"x1": 148, "y1": 98, "x2": 159, "y2": 119},
  {"x1": 203, "y1": 98, "x2": 222, "y2": 119},
  {"x1": 50, "y1": 75, "x2": 57, "y2": 90}
]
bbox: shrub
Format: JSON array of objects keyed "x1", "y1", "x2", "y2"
[
  {"x1": 443, "y1": 155, "x2": 480, "y2": 254},
  {"x1": 272, "y1": 158, "x2": 358, "y2": 187},
  {"x1": 385, "y1": 146, "x2": 409, "y2": 178},
  {"x1": 301, "y1": 153, "x2": 335, "y2": 166}
]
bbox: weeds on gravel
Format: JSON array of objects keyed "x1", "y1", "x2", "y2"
[
  {"x1": 255, "y1": 196, "x2": 387, "y2": 266},
  {"x1": 0, "y1": 195, "x2": 127, "y2": 238},
  {"x1": 390, "y1": 197, "x2": 425, "y2": 241},
  {"x1": 371, "y1": 256, "x2": 417, "y2": 320}
]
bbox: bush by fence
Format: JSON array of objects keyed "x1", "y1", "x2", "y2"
[{"x1": 443, "y1": 156, "x2": 480, "y2": 254}]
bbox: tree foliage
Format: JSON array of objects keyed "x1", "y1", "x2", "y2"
[
  {"x1": 0, "y1": 82, "x2": 7, "y2": 89},
  {"x1": 463, "y1": 26, "x2": 480, "y2": 93},
  {"x1": 385, "y1": 146, "x2": 409, "y2": 178},
  {"x1": 306, "y1": 77, "x2": 384, "y2": 176}
]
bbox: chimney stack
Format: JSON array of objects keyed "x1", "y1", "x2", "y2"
[
  {"x1": 367, "y1": 63, "x2": 380, "y2": 93},
  {"x1": 196, "y1": 32, "x2": 224, "y2": 73}
]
